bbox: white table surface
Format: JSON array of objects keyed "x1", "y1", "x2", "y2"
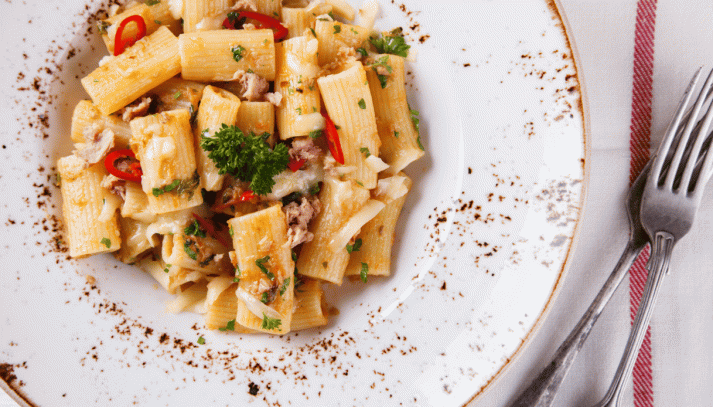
[{"x1": 3, "y1": 1, "x2": 713, "y2": 406}]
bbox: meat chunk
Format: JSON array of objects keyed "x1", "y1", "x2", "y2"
[
  {"x1": 289, "y1": 137, "x2": 322, "y2": 163},
  {"x1": 231, "y1": 70, "x2": 270, "y2": 101},
  {"x1": 231, "y1": 0, "x2": 257, "y2": 11},
  {"x1": 265, "y1": 91, "x2": 283, "y2": 107},
  {"x1": 75, "y1": 126, "x2": 115, "y2": 167},
  {"x1": 283, "y1": 196, "x2": 321, "y2": 248},
  {"x1": 101, "y1": 174, "x2": 127, "y2": 200},
  {"x1": 119, "y1": 96, "x2": 152, "y2": 122}
]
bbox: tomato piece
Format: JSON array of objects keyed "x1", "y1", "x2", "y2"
[
  {"x1": 104, "y1": 149, "x2": 142, "y2": 183},
  {"x1": 222, "y1": 11, "x2": 288, "y2": 41},
  {"x1": 321, "y1": 111, "x2": 345, "y2": 164},
  {"x1": 114, "y1": 15, "x2": 147, "y2": 56}
]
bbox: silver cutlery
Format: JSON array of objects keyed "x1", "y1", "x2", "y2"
[
  {"x1": 593, "y1": 67, "x2": 713, "y2": 407},
  {"x1": 510, "y1": 67, "x2": 713, "y2": 407}
]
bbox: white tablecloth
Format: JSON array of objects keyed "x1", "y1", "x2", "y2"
[{"x1": 2, "y1": 1, "x2": 712, "y2": 406}]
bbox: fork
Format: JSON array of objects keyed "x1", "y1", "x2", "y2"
[{"x1": 593, "y1": 66, "x2": 713, "y2": 407}]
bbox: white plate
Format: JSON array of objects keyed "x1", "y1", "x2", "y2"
[{"x1": 0, "y1": 0, "x2": 587, "y2": 406}]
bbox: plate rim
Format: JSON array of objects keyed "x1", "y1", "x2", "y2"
[{"x1": 464, "y1": 0, "x2": 592, "y2": 404}]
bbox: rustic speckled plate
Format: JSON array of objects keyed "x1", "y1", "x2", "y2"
[{"x1": 0, "y1": 0, "x2": 587, "y2": 406}]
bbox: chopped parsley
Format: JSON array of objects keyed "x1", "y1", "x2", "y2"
[
  {"x1": 154, "y1": 20, "x2": 162, "y2": 25},
  {"x1": 97, "y1": 21, "x2": 110, "y2": 35},
  {"x1": 183, "y1": 240, "x2": 198, "y2": 260},
  {"x1": 368, "y1": 55, "x2": 393, "y2": 89},
  {"x1": 333, "y1": 24, "x2": 341, "y2": 34},
  {"x1": 261, "y1": 313, "x2": 282, "y2": 331},
  {"x1": 296, "y1": 107, "x2": 302, "y2": 115},
  {"x1": 309, "y1": 129, "x2": 323, "y2": 139},
  {"x1": 356, "y1": 181, "x2": 364, "y2": 187},
  {"x1": 173, "y1": 91, "x2": 182, "y2": 99},
  {"x1": 197, "y1": 336, "x2": 205, "y2": 344},
  {"x1": 351, "y1": 27, "x2": 359, "y2": 35},
  {"x1": 184, "y1": 220, "x2": 206, "y2": 238},
  {"x1": 201, "y1": 125, "x2": 289, "y2": 195},
  {"x1": 260, "y1": 291, "x2": 271, "y2": 304},
  {"x1": 409, "y1": 106, "x2": 424, "y2": 150},
  {"x1": 369, "y1": 32, "x2": 410, "y2": 58},
  {"x1": 309, "y1": 183, "x2": 321, "y2": 195},
  {"x1": 359, "y1": 147, "x2": 371, "y2": 157},
  {"x1": 358, "y1": 98, "x2": 366, "y2": 109},
  {"x1": 233, "y1": 265, "x2": 241, "y2": 283},
  {"x1": 231, "y1": 45, "x2": 246, "y2": 62},
  {"x1": 219, "y1": 319, "x2": 236, "y2": 331},
  {"x1": 146, "y1": 0, "x2": 161, "y2": 5},
  {"x1": 346, "y1": 238, "x2": 362, "y2": 253},
  {"x1": 229, "y1": 226, "x2": 234, "y2": 237},
  {"x1": 279, "y1": 277, "x2": 291, "y2": 296},
  {"x1": 394, "y1": 131, "x2": 400, "y2": 138},
  {"x1": 360, "y1": 262, "x2": 369, "y2": 283},
  {"x1": 309, "y1": 27, "x2": 317, "y2": 37},
  {"x1": 256, "y1": 256, "x2": 274, "y2": 280},
  {"x1": 356, "y1": 47, "x2": 368, "y2": 57},
  {"x1": 164, "y1": 264, "x2": 172, "y2": 273},
  {"x1": 100, "y1": 237, "x2": 111, "y2": 248},
  {"x1": 152, "y1": 172, "x2": 200, "y2": 198}
]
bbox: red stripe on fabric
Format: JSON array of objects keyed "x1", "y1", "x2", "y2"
[{"x1": 629, "y1": 0, "x2": 658, "y2": 406}]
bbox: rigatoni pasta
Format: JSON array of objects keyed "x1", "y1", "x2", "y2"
[
  {"x1": 59, "y1": 0, "x2": 425, "y2": 336},
  {"x1": 81, "y1": 26, "x2": 181, "y2": 115}
]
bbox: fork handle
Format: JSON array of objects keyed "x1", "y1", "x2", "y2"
[
  {"x1": 592, "y1": 231, "x2": 675, "y2": 407},
  {"x1": 508, "y1": 239, "x2": 646, "y2": 407}
]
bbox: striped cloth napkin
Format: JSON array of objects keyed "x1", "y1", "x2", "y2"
[{"x1": 472, "y1": 0, "x2": 713, "y2": 406}]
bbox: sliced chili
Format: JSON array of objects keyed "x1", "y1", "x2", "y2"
[
  {"x1": 321, "y1": 111, "x2": 345, "y2": 164},
  {"x1": 114, "y1": 15, "x2": 147, "y2": 56},
  {"x1": 104, "y1": 149, "x2": 142, "y2": 183},
  {"x1": 287, "y1": 158, "x2": 306, "y2": 172},
  {"x1": 192, "y1": 213, "x2": 233, "y2": 249},
  {"x1": 213, "y1": 190, "x2": 256, "y2": 211},
  {"x1": 222, "y1": 11, "x2": 288, "y2": 41}
]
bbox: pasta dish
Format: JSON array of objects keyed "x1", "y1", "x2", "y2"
[{"x1": 57, "y1": 0, "x2": 424, "y2": 335}]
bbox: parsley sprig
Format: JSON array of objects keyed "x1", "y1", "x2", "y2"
[
  {"x1": 369, "y1": 31, "x2": 410, "y2": 58},
  {"x1": 201, "y1": 125, "x2": 289, "y2": 195}
]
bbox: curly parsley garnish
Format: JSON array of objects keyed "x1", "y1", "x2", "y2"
[
  {"x1": 261, "y1": 313, "x2": 282, "y2": 331},
  {"x1": 200, "y1": 125, "x2": 289, "y2": 195},
  {"x1": 369, "y1": 31, "x2": 410, "y2": 58}
]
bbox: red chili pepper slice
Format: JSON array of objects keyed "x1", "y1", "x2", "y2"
[
  {"x1": 114, "y1": 15, "x2": 147, "y2": 56},
  {"x1": 104, "y1": 149, "x2": 142, "y2": 183},
  {"x1": 321, "y1": 111, "x2": 345, "y2": 164},
  {"x1": 192, "y1": 213, "x2": 233, "y2": 249},
  {"x1": 222, "y1": 11, "x2": 288, "y2": 41},
  {"x1": 287, "y1": 158, "x2": 306, "y2": 172},
  {"x1": 213, "y1": 190, "x2": 256, "y2": 211}
]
